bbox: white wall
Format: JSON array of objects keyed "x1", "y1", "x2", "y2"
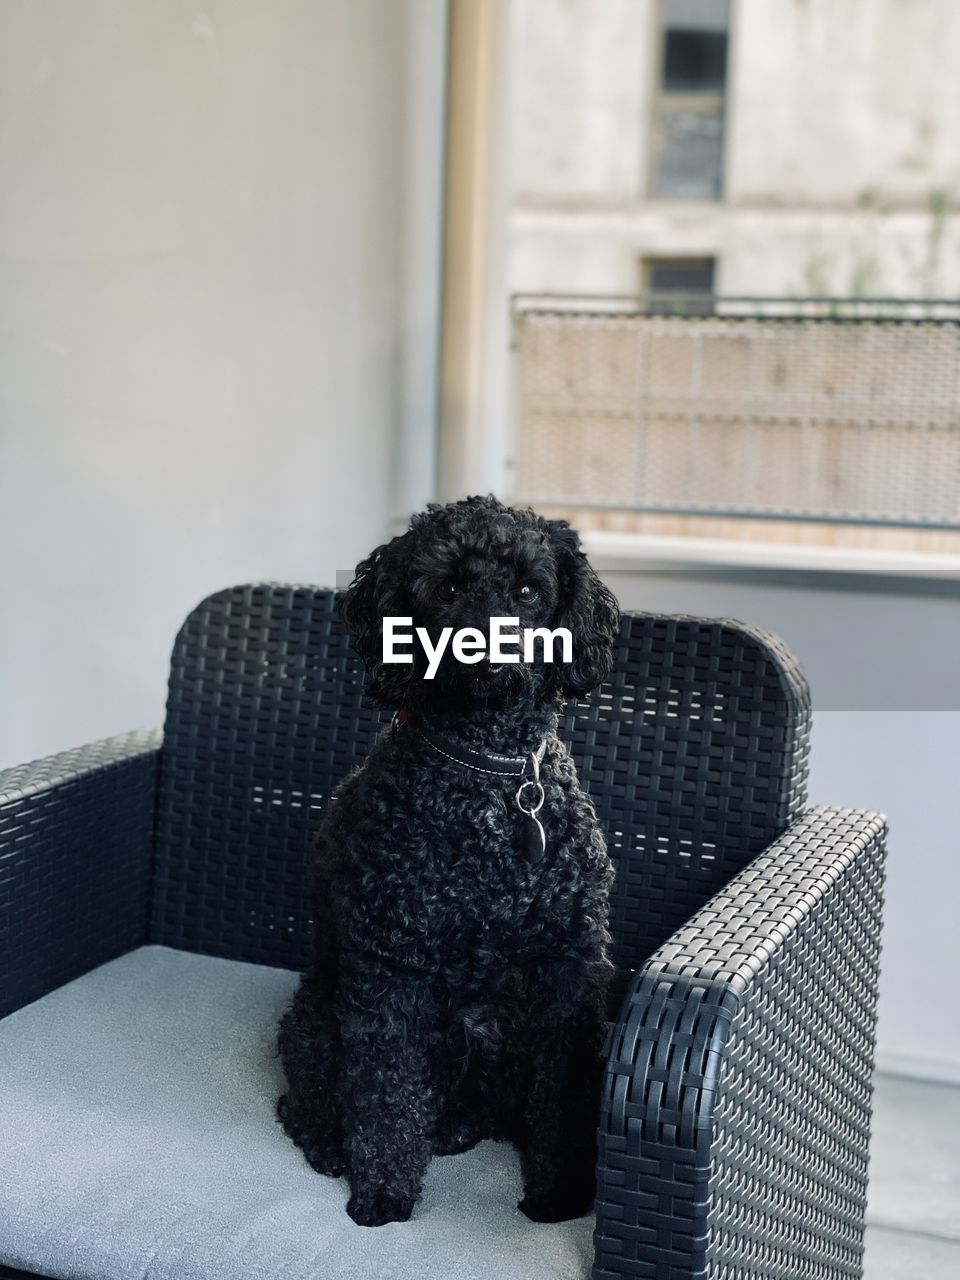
[
  {"x1": 808, "y1": 710, "x2": 960, "y2": 1083},
  {"x1": 597, "y1": 563, "x2": 960, "y2": 1082},
  {"x1": 726, "y1": 0, "x2": 960, "y2": 206},
  {"x1": 0, "y1": 0, "x2": 446, "y2": 769}
]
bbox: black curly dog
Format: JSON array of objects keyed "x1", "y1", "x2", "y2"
[{"x1": 277, "y1": 496, "x2": 619, "y2": 1227}]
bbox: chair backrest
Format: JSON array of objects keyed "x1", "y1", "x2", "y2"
[{"x1": 151, "y1": 585, "x2": 810, "y2": 1008}]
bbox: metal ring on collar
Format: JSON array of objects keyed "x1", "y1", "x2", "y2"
[{"x1": 516, "y1": 779, "x2": 545, "y2": 816}]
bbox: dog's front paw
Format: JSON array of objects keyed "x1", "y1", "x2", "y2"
[
  {"x1": 302, "y1": 1140, "x2": 346, "y2": 1179},
  {"x1": 518, "y1": 1182, "x2": 595, "y2": 1223},
  {"x1": 276, "y1": 1093, "x2": 346, "y2": 1178},
  {"x1": 346, "y1": 1187, "x2": 417, "y2": 1227}
]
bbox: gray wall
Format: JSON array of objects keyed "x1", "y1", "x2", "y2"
[
  {"x1": 0, "y1": 0, "x2": 446, "y2": 768},
  {"x1": 598, "y1": 562, "x2": 960, "y2": 1082}
]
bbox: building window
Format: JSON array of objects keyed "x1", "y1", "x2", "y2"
[
  {"x1": 650, "y1": 0, "x2": 730, "y2": 200},
  {"x1": 641, "y1": 256, "x2": 716, "y2": 310}
]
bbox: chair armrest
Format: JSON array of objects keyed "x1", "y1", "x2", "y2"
[
  {"x1": 594, "y1": 806, "x2": 887, "y2": 1280},
  {"x1": 0, "y1": 730, "x2": 162, "y2": 1019}
]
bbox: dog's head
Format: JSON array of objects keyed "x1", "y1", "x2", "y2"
[{"x1": 337, "y1": 495, "x2": 620, "y2": 713}]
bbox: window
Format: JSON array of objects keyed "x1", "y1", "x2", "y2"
[
  {"x1": 650, "y1": 0, "x2": 730, "y2": 200},
  {"x1": 641, "y1": 256, "x2": 716, "y2": 312},
  {"x1": 643, "y1": 256, "x2": 716, "y2": 295}
]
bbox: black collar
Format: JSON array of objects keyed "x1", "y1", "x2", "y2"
[{"x1": 392, "y1": 712, "x2": 546, "y2": 778}]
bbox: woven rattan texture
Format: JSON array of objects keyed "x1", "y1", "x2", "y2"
[
  {"x1": 561, "y1": 614, "x2": 810, "y2": 1013},
  {"x1": 151, "y1": 587, "x2": 384, "y2": 967},
  {"x1": 594, "y1": 807, "x2": 887, "y2": 1280},
  {"x1": 0, "y1": 730, "x2": 160, "y2": 1018},
  {"x1": 151, "y1": 586, "x2": 810, "y2": 1003}
]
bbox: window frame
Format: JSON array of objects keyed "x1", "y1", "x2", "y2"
[
  {"x1": 646, "y1": 0, "x2": 731, "y2": 202},
  {"x1": 641, "y1": 254, "x2": 717, "y2": 300}
]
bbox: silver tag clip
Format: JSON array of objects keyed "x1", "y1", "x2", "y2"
[{"x1": 516, "y1": 750, "x2": 546, "y2": 862}]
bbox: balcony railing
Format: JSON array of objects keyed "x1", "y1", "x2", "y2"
[{"x1": 510, "y1": 296, "x2": 960, "y2": 529}]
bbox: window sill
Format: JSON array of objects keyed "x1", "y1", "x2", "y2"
[{"x1": 581, "y1": 531, "x2": 960, "y2": 596}]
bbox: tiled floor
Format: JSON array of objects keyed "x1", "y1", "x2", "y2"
[{"x1": 863, "y1": 1073, "x2": 960, "y2": 1277}]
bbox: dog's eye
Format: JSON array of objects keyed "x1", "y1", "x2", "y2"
[
  {"x1": 514, "y1": 582, "x2": 538, "y2": 603},
  {"x1": 435, "y1": 582, "x2": 457, "y2": 601}
]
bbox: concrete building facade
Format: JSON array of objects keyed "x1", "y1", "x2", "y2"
[{"x1": 510, "y1": 0, "x2": 960, "y2": 299}]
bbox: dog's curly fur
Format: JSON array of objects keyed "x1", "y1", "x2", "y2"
[{"x1": 277, "y1": 496, "x2": 620, "y2": 1227}]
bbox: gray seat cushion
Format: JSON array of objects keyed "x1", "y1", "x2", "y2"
[{"x1": 0, "y1": 946, "x2": 594, "y2": 1280}]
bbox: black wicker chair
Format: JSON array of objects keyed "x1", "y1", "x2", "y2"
[{"x1": 0, "y1": 584, "x2": 886, "y2": 1280}]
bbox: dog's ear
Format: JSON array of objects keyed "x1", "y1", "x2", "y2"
[
  {"x1": 546, "y1": 519, "x2": 621, "y2": 699},
  {"x1": 337, "y1": 535, "x2": 413, "y2": 708}
]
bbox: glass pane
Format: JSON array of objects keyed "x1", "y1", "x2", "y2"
[
  {"x1": 663, "y1": 29, "x2": 728, "y2": 93},
  {"x1": 652, "y1": 107, "x2": 724, "y2": 199},
  {"x1": 648, "y1": 258, "x2": 716, "y2": 294}
]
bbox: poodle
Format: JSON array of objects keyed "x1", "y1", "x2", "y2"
[{"x1": 277, "y1": 495, "x2": 620, "y2": 1227}]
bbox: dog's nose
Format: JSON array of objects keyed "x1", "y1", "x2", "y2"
[{"x1": 455, "y1": 609, "x2": 519, "y2": 637}]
